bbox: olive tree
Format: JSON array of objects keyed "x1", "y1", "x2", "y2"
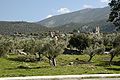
[
  {"x1": 109, "y1": 34, "x2": 120, "y2": 65},
  {"x1": 68, "y1": 34, "x2": 90, "y2": 52},
  {"x1": 41, "y1": 40, "x2": 64, "y2": 66},
  {"x1": 109, "y1": 47, "x2": 120, "y2": 65},
  {"x1": 22, "y1": 39, "x2": 46, "y2": 61},
  {"x1": 0, "y1": 37, "x2": 13, "y2": 57},
  {"x1": 83, "y1": 43, "x2": 105, "y2": 62}
]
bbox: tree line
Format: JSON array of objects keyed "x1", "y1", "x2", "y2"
[{"x1": 0, "y1": 32, "x2": 120, "y2": 66}]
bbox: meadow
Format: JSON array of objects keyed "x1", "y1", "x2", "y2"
[{"x1": 0, "y1": 54, "x2": 120, "y2": 77}]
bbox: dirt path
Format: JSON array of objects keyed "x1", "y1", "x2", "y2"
[{"x1": 1, "y1": 74, "x2": 120, "y2": 80}]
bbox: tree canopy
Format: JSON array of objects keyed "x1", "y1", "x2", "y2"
[
  {"x1": 68, "y1": 34, "x2": 90, "y2": 51},
  {"x1": 108, "y1": 0, "x2": 120, "y2": 30}
]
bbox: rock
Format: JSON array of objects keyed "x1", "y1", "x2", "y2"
[{"x1": 69, "y1": 62, "x2": 74, "y2": 65}]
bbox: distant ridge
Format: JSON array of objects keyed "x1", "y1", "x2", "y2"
[
  {"x1": 38, "y1": 7, "x2": 110, "y2": 27},
  {"x1": 37, "y1": 7, "x2": 115, "y2": 33},
  {"x1": 0, "y1": 21, "x2": 48, "y2": 35},
  {"x1": 0, "y1": 7, "x2": 116, "y2": 35}
]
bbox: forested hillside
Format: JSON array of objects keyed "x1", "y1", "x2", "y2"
[
  {"x1": 0, "y1": 21, "x2": 49, "y2": 35},
  {"x1": 54, "y1": 20, "x2": 115, "y2": 33}
]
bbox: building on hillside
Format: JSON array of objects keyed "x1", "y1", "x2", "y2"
[
  {"x1": 95, "y1": 26, "x2": 100, "y2": 35},
  {"x1": 90, "y1": 26, "x2": 100, "y2": 35}
]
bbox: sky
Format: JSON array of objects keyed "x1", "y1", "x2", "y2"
[{"x1": 0, "y1": 0, "x2": 109, "y2": 22}]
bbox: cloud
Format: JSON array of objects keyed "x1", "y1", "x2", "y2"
[
  {"x1": 83, "y1": 5, "x2": 93, "y2": 9},
  {"x1": 100, "y1": 0, "x2": 109, "y2": 3},
  {"x1": 57, "y1": 8, "x2": 70, "y2": 14},
  {"x1": 46, "y1": 15, "x2": 53, "y2": 18}
]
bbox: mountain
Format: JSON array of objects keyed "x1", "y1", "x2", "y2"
[
  {"x1": 38, "y1": 7, "x2": 116, "y2": 32},
  {"x1": 38, "y1": 7, "x2": 110, "y2": 27},
  {"x1": 0, "y1": 21, "x2": 49, "y2": 35},
  {"x1": 53, "y1": 20, "x2": 115, "y2": 33},
  {"x1": 0, "y1": 6, "x2": 115, "y2": 35}
]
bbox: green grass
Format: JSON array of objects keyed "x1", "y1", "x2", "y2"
[{"x1": 0, "y1": 54, "x2": 120, "y2": 77}]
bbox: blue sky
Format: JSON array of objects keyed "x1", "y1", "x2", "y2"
[{"x1": 0, "y1": 0, "x2": 109, "y2": 22}]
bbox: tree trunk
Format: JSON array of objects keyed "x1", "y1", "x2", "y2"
[
  {"x1": 88, "y1": 55, "x2": 93, "y2": 62},
  {"x1": 49, "y1": 59, "x2": 53, "y2": 66},
  {"x1": 109, "y1": 55, "x2": 115, "y2": 65},
  {"x1": 52, "y1": 58, "x2": 57, "y2": 66},
  {"x1": 38, "y1": 53, "x2": 42, "y2": 61},
  {"x1": 48, "y1": 58, "x2": 57, "y2": 67}
]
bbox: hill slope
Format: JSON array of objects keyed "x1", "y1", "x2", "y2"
[
  {"x1": 0, "y1": 7, "x2": 115, "y2": 34},
  {"x1": 53, "y1": 20, "x2": 115, "y2": 33},
  {"x1": 0, "y1": 21, "x2": 48, "y2": 35},
  {"x1": 38, "y1": 7, "x2": 110, "y2": 27}
]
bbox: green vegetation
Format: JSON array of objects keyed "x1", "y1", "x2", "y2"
[
  {"x1": 0, "y1": 31, "x2": 120, "y2": 77},
  {"x1": 0, "y1": 21, "x2": 49, "y2": 35},
  {"x1": 108, "y1": 0, "x2": 120, "y2": 30},
  {"x1": 41, "y1": 40, "x2": 65, "y2": 66},
  {"x1": 68, "y1": 34, "x2": 90, "y2": 51},
  {"x1": 1, "y1": 54, "x2": 120, "y2": 77},
  {"x1": 1, "y1": 0, "x2": 120, "y2": 78},
  {"x1": 54, "y1": 20, "x2": 115, "y2": 33}
]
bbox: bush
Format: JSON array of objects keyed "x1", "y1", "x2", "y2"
[
  {"x1": 0, "y1": 38, "x2": 13, "y2": 57},
  {"x1": 9, "y1": 55, "x2": 38, "y2": 62}
]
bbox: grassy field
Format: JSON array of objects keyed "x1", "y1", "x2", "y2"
[{"x1": 0, "y1": 54, "x2": 120, "y2": 77}]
